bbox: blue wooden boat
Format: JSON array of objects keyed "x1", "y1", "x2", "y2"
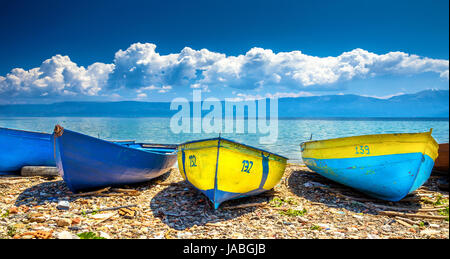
[
  {"x1": 0, "y1": 127, "x2": 55, "y2": 172},
  {"x1": 52, "y1": 125, "x2": 178, "y2": 192}
]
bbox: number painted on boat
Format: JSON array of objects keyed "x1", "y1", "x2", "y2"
[
  {"x1": 241, "y1": 160, "x2": 253, "y2": 173},
  {"x1": 355, "y1": 145, "x2": 370, "y2": 155},
  {"x1": 189, "y1": 155, "x2": 197, "y2": 167}
]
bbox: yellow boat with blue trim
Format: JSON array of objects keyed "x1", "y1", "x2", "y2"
[
  {"x1": 177, "y1": 137, "x2": 288, "y2": 209},
  {"x1": 300, "y1": 130, "x2": 439, "y2": 201}
]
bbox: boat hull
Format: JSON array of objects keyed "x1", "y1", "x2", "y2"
[
  {"x1": 301, "y1": 131, "x2": 438, "y2": 201},
  {"x1": 0, "y1": 127, "x2": 55, "y2": 172},
  {"x1": 434, "y1": 143, "x2": 449, "y2": 173},
  {"x1": 178, "y1": 138, "x2": 287, "y2": 209},
  {"x1": 53, "y1": 126, "x2": 177, "y2": 192},
  {"x1": 303, "y1": 153, "x2": 434, "y2": 201}
]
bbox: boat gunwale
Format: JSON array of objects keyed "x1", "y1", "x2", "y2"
[
  {"x1": 300, "y1": 131, "x2": 438, "y2": 150},
  {"x1": 0, "y1": 126, "x2": 51, "y2": 137},
  {"x1": 138, "y1": 143, "x2": 178, "y2": 150},
  {"x1": 301, "y1": 139, "x2": 438, "y2": 152},
  {"x1": 108, "y1": 139, "x2": 136, "y2": 143},
  {"x1": 178, "y1": 137, "x2": 289, "y2": 160},
  {"x1": 55, "y1": 128, "x2": 178, "y2": 156}
]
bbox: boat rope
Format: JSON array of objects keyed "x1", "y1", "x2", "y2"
[{"x1": 53, "y1": 125, "x2": 64, "y2": 137}]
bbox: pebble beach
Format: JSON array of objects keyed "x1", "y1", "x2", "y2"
[{"x1": 0, "y1": 164, "x2": 448, "y2": 239}]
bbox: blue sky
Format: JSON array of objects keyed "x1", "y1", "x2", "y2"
[{"x1": 0, "y1": 0, "x2": 448, "y2": 103}]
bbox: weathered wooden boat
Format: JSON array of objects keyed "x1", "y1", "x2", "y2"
[
  {"x1": 177, "y1": 137, "x2": 288, "y2": 209},
  {"x1": 300, "y1": 130, "x2": 439, "y2": 201},
  {"x1": 433, "y1": 143, "x2": 449, "y2": 173},
  {"x1": 53, "y1": 125, "x2": 178, "y2": 192},
  {"x1": 0, "y1": 127, "x2": 55, "y2": 172}
]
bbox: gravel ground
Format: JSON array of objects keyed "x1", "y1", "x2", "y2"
[{"x1": 0, "y1": 164, "x2": 448, "y2": 239}]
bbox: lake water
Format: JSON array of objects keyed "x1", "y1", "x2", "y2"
[{"x1": 0, "y1": 117, "x2": 448, "y2": 163}]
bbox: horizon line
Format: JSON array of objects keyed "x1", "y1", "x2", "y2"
[{"x1": 2, "y1": 89, "x2": 448, "y2": 106}]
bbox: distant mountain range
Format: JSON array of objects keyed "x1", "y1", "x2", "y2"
[
  {"x1": 0, "y1": 89, "x2": 448, "y2": 118},
  {"x1": 278, "y1": 89, "x2": 449, "y2": 118}
]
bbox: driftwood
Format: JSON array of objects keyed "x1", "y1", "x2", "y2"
[
  {"x1": 96, "y1": 193, "x2": 134, "y2": 197},
  {"x1": 72, "y1": 187, "x2": 111, "y2": 196},
  {"x1": 20, "y1": 166, "x2": 58, "y2": 177},
  {"x1": 416, "y1": 207, "x2": 448, "y2": 212},
  {"x1": 267, "y1": 206, "x2": 291, "y2": 211},
  {"x1": 90, "y1": 213, "x2": 116, "y2": 226},
  {"x1": 365, "y1": 203, "x2": 443, "y2": 212},
  {"x1": 367, "y1": 203, "x2": 417, "y2": 211},
  {"x1": 310, "y1": 202, "x2": 326, "y2": 206},
  {"x1": 156, "y1": 182, "x2": 183, "y2": 186},
  {"x1": 223, "y1": 202, "x2": 267, "y2": 210},
  {"x1": 379, "y1": 211, "x2": 448, "y2": 220},
  {"x1": 0, "y1": 175, "x2": 35, "y2": 179},
  {"x1": 204, "y1": 222, "x2": 223, "y2": 227},
  {"x1": 415, "y1": 192, "x2": 449, "y2": 198},
  {"x1": 395, "y1": 216, "x2": 421, "y2": 225},
  {"x1": 417, "y1": 188, "x2": 440, "y2": 193},
  {"x1": 73, "y1": 187, "x2": 141, "y2": 197},
  {"x1": 82, "y1": 204, "x2": 138, "y2": 214},
  {"x1": 395, "y1": 218, "x2": 412, "y2": 228},
  {"x1": 110, "y1": 188, "x2": 139, "y2": 194},
  {"x1": 97, "y1": 191, "x2": 140, "y2": 197},
  {"x1": 0, "y1": 179, "x2": 30, "y2": 185}
]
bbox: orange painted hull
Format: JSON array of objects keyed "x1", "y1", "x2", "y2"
[{"x1": 434, "y1": 143, "x2": 449, "y2": 173}]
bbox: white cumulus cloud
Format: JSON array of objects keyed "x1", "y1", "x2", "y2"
[
  {"x1": 0, "y1": 43, "x2": 448, "y2": 103},
  {"x1": 0, "y1": 55, "x2": 114, "y2": 99},
  {"x1": 108, "y1": 43, "x2": 224, "y2": 90},
  {"x1": 200, "y1": 47, "x2": 449, "y2": 89}
]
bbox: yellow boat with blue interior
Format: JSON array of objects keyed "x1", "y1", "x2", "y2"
[
  {"x1": 177, "y1": 137, "x2": 288, "y2": 209},
  {"x1": 300, "y1": 130, "x2": 439, "y2": 201}
]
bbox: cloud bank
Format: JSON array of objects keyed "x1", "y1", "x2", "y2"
[{"x1": 0, "y1": 43, "x2": 448, "y2": 102}]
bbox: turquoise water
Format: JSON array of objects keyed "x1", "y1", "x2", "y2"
[{"x1": 0, "y1": 117, "x2": 448, "y2": 163}]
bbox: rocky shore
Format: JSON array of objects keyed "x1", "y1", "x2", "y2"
[{"x1": 1, "y1": 164, "x2": 448, "y2": 239}]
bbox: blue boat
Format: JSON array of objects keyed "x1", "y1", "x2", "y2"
[
  {"x1": 0, "y1": 127, "x2": 55, "y2": 172},
  {"x1": 52, "y1": 125, "x2": 178, "y2": 192}
]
